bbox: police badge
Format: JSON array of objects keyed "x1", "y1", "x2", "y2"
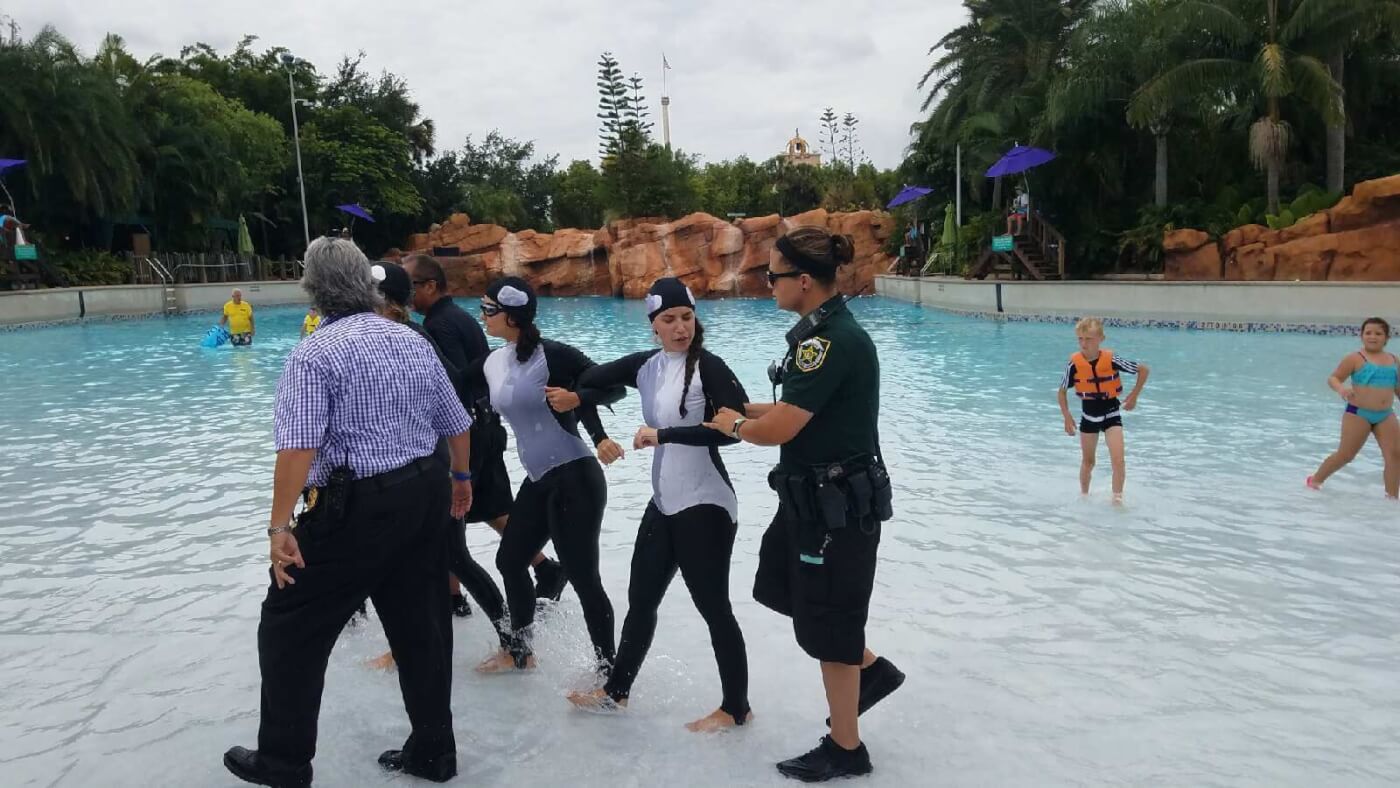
[{"x1": 794, "y1": 336, "x2": 831, "y2": 372}]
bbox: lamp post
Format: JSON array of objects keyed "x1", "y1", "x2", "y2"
[{"x1": 281, "y1": 52, "x2": 311, "y2": 251}]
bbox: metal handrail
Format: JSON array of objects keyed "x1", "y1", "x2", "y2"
[{"x1": 146, "y1": 257, "x2": 172, "y2": 284}]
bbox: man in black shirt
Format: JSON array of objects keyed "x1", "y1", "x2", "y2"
[{"x1": 404, "y1": 254, "x2": 568, "y2": 602}]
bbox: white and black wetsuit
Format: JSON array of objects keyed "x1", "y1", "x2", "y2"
[
  {"x1": 468, "y1": 339, "x2": 624, "y2": 665},
  {"x1": 578, "y1": 348, "x2": 751, "y2": 721}
]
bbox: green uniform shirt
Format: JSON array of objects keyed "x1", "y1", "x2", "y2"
[{"x1": 779, "y1": 297, "x2": 881, "y2": 471}]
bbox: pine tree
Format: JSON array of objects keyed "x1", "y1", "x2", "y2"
[
  {"x1": 596, "y1": 52, "x2": 631, "y2": 159},
  {"x1": 819, "y1": 107, "x2": 840, "y2": 164},
  {"x1": 840, "y1": 113, "x2": 860, "y2": 171},
  {"x1": 626, "y1": 73, "x2": 654, "y2": 143}
]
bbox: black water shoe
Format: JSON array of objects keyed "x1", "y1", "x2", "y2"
[
  {"x1": 826, "y1": 656, "x2": 906, "y2": 727},
  {"x1": 776, "y1": 736, "x2": 873, "y2": 782},
  {"x1": 450, "y1": 593, "x2": 473, "y2": 618}
]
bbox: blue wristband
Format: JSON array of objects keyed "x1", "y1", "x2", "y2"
[{"x1": 451, "y1": 470, "x2": 472, "y2": 482}]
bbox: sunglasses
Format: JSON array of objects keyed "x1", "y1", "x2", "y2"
[
  {"x1": 480, "y1": 303, "x2": 503, "y2": 317},
  {"x1": 766, "y1": 268, "x2": 804, "y2": 285}
]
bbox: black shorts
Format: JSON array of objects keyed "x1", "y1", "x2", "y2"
[
  {"x1": 1079, "y1": 415, "x2": 1122, "y2": 434},
  {"x1": 753, "y1": 504, "x2": 881, "y2": 665},
  {"x1": 466, "y1": 450, "x2": 512, "y2": 523},
  {"x1": 230, "y1": 333, "x2": 253, "y2": 346},
  {"x1": 1079, "y1": 398, "x2": 1122, "y2": 434}
]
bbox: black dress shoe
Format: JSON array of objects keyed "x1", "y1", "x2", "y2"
[
  {"x1": 451, "y1": 593, "x2": 473, "y2": 618},
  {"x1": 776, "y1": 736, "x2": 873, "y2": 782},
  {"x1": 533, "y1": 558, "x2": 569, "y2": 601},
  {"x1": 378, "y1": 748, "x2": 458, "y2": 783},
  {"x1": 223, "y1": 746, "x2": 312, "y2": 788},
  {"x1": 826, "y1": 656, "x2": 906, "y2": 727}
]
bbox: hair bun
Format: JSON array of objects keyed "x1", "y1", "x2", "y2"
[{"x1": 830, "y1": 234, "x2": 856, "y2": 265}]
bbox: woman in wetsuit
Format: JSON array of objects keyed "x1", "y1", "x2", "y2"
[
  {"x1": 367, "y1": 262, "x2": 513, "y2": 669},
  {"x1": 467, "y1": 277, "x2": 626, "y2": 674},
  {"x1": 1308, "y1": 317, "x2": 1400, "y2": 498},
  {"x1": 565, "y1": 277, "x2": 752, "y2": 732}
]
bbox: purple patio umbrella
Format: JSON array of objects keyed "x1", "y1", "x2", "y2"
[
  {"x1": 0, "y1": 159, "x2": 26, "y2": 208},
  {"x1": 335, "y1": 203, "x2": 375, "y2": 223},
  {"x1": 886, "y1": 185, "x2": 933, "y2": 209},
  {"x1": 985, "y1": 146, "x2": 1056, "y2": 178}
]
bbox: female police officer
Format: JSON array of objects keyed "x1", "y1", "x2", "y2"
[{"x1": 706, "y1": 226, "x2": 903, "y2": 782}]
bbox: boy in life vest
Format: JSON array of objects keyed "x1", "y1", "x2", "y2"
[{"x1": 1057, "y1": 317, "x2": 1150, "y2": 503}]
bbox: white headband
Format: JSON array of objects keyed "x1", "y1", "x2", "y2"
[{"x1": 497, "y1": 285, "x2": 530, "y2": 307}]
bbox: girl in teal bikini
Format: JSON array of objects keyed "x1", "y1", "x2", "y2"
[{"x1": 1308, "y1": 317, "x2": 1400, "y2": 499}]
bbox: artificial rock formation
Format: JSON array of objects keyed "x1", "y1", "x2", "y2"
[
  {"x1": 1164, "y1": 174, "x2": 1400, "y2": 282},
  {"x1": 386, "y1": 210, "x2": 894, "y2": 299}
]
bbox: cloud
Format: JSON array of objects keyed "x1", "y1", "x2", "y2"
[{"x1": 16, "y1": 0, "x2": 964, "y2": 169}]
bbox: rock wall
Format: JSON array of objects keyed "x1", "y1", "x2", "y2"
[
  {"x1": 1163, "y1": 174, "x2": 1400, "y2": 281},
  {"x1": 387, "y1": 210, "x2": 894, "y2": 298}
]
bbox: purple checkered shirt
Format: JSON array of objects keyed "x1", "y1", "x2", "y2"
[{"x1": 274, "y1": 312, "x2": 472, "y2": 487}]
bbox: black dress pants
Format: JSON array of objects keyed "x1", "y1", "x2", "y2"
[{"x1": 256, "y1": 466, "x2": 454, "y2": 776}]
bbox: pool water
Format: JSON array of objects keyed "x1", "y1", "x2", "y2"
[{"x1": 1, "y1": 298, "x2": 1396, "y2": 787}]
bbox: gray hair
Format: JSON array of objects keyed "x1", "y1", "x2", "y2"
[{"x1": 300, "y1": 237, "x2": 381, "y2": 315}]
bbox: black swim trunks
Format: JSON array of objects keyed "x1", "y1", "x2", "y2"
[{"x1": 1079, "y1": 397, "x2": 1122, "y2": 434}]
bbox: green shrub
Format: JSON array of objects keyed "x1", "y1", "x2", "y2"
[{"x1": 50, "y1": 250, "x2": 131, "y2": 286}]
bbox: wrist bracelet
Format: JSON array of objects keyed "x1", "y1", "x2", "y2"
[
  {"x1": 267, "y1": 525, "x2": 293, "y2": 536},
  {"x1": 731, "y1": 418, "x2": 747, "y2": 439},
  {"x1": 451, "y1": 470, "x2": 472, "y2": 482}
]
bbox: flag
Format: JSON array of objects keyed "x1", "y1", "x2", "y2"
[{"x1": 663, "y1": 53, "x2": 671, "y2": 70}]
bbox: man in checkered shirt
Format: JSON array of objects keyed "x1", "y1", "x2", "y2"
[{"x1": 224, "y1": 237, "x2": 473, "y2": 788}]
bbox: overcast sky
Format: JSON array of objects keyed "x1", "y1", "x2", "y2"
[{"x1": 16, "y1": 0, "x2": 963, "y2": 169}]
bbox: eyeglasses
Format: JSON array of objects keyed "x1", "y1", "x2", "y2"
[
  {"x1": 766, "y1": 268, "x2": 804, "y2": 285},
  {"x1": 412, "y1": 278, "x2": 436, "y2": 286},
  {"x1": 480, "y1": 303, "x2": 503, "y2": 317}
]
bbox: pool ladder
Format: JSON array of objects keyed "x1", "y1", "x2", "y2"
[{"x1": 147, "y1": 258, "x2": 178, "y2": 315}]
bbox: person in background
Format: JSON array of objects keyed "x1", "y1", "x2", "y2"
[
  {"x1": 220, "y1": 289, "x2": 256, "y2": 346},
  {"x1": 0, "y1": 203, "x2": 27, "y2": 251},
  {"x1": 1057, "y1": 317, "x2": 1150, "y2": 504},
  {"x1": 1006, "y1": 185, "x2": 1030, "y2": 235},
  {"x1": 1308, "y1": 317, "x2": 1400, "y2": 498},
  {"x1": 222, "y1": 237, "x2": 473, "y2": 787},
  {"x1": 299, "y1": 306, "x2": 320, "y2": 339},
  {"x1": 404, "y1": 254, "x2": 569, "y2": 606}
]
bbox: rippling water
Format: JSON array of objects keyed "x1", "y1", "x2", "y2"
[{"x1": 1, "y1": 298, "x2": 1397, "y2": 787}]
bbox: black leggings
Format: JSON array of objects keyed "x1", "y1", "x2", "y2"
[
  {"x1": 447, "y1": 516, "x2": 511, "y2": 651},
  {"x1": 605, "y1": 503, "x2": 749, "y2": 722},
  {"x1": 496, "y1": 457, "x2": 614, "y2": 664}
]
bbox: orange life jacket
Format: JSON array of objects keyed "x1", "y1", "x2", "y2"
[{"x1": 1071, "y1": 350, "x2": 1122, "y2": 399}]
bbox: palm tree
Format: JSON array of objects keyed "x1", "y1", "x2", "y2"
[
  {"x1": 1048, "y1": 0, "x2": 1187, "y2": 206},
  {"x1": 1285, "y1": 0, "x2": 1400, "y2": 193},
  {"x1": 918, "y1": 0, "x2": 1093, "y2": 208},
  {"x1": 0, "y1": 27, "x2": 145, "y2": 224},
  {"x1": 1130, "y1": 0, "x2": 1343, "y2": 214}
]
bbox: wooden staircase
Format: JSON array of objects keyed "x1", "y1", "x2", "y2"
[{"x1": 967, "y1": 212, "x2": 1066, "y2": 280}]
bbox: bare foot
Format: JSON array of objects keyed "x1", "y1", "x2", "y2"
[
  {"x1": 366, "y1": 651, "x2": 396, "y2": 671},
  {"x1": 1111, "y1": 493, "x2": 1124, "y2": 506},
  {"x1": 685, "y1": 708, "x2": 753, "y2": 732},
  {"x1": 1306, "y1": 475, "x2": 1322, "y2": 490},
  {"x1": 567, "y1": 688, "x2": 625, "y2": 714},
  {"x1": 475, "y1": 650, "x2": 535, "y2": 674}
]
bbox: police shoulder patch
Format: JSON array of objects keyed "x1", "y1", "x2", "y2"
[{"x1": 794, "y1": 336, "x2": 831, "y2": 373}]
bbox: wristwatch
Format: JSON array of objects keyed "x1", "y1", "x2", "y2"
[{"x1": 731, "y1": 417, "x2": 748, "y2": 439}]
